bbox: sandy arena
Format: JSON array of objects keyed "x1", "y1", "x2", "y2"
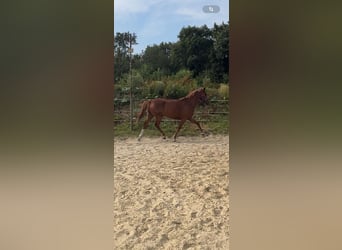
[{"x1": 114, "y1": 135, "x2": 229, "y2": 249}]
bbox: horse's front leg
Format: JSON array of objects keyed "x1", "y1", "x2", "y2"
[
  {"x1": 189, "y1": 118, "x2": 205, "y2": 136},
  {"x1": 173, "y1": 119, "x2": 186, "y2": 142}
]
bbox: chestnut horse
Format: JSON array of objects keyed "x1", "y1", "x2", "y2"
[{"x1": 137, "y1": 87, "x2": 209, "y2": 141}]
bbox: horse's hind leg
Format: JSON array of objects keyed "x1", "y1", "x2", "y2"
[
  {"x1": 189, "y1": 118, "x2": 205, "y2": 136},
  {"x1": 138, "y1": 113, "x2": 153, "y2": 141},
  {"x1": 154, "y1": 116, "x2": 166, "y2": 139},
  {"x1": 173, "y1": 119, "x2": 186, "y2": 142}
]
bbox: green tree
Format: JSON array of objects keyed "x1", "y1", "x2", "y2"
[
  {"x1": 114, "y1": 32, "x2": 137, "y2": 82},
  {"x1": 176, "y1": 25, "x2": 214, "y2": 77},
  {"x1": 142, "y1": 42, "x2": 173, "y2": 79},
  {"x1": 209, "y1": 22, "x2": 229, "y2": 83}
]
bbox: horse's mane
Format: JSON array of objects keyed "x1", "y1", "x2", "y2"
[{"x1": 179, "y1": 88, "x2": 200, "y2": 100}]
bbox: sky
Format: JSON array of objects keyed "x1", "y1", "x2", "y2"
[{"x1": 114, "y1": 0, "x2": 229, "y2": 54}]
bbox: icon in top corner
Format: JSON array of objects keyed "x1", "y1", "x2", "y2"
[{"x1": 202, "y1": 5, "x2": 220, "y2": 14}]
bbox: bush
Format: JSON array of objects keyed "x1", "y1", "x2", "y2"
[
  {"x1": 148, "y1": 81, "x2": 165, "y2": 98},
  {"x1": 202, "y1": 77, "x2": 220, "y2": 89},
  {"x1": 205, "y1": 87, "x2": 220, "y2": 101},
  {"x1": 164, "y1": 83, "x2": 188, "y2": 99},
  {"x1": 114, "y1": 85, "x2": 122, "y2": 98},
  {"x1": 114, "y1": 70, "x2": 144, "y2": 91},
  {"x1": 174, "y1": 69, "x2": 192, "y2": 80},
  {"x1": 132, "y1": 71, "x2": 144, "y2": 88},
  {"x1": 218, "y1": 84, "x2": 229, "y2": 100}
]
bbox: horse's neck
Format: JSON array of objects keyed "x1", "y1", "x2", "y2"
[{"x1": 184, "y1": 96, "x2": 198, "y2": 108}]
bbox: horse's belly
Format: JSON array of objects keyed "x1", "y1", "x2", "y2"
[{"x1": 165, "y1": 110, "x2": 191, "y2": 120}]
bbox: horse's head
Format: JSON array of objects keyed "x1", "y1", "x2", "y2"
[{"x1": 197, "y1": 88, "x2": 209, "y2": 106}]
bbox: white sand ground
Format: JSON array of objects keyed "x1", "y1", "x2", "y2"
[{"x1": 114, "y1": 135, "x2": 229, "y2": 249}]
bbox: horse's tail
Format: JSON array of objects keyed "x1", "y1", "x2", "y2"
[{"x1": 137, "y1": 100, "x2": 150, "y2": 123}]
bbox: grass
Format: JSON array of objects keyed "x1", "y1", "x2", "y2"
[{"x1": 114, "y1": 117, "x2": 229, "y2": 138}]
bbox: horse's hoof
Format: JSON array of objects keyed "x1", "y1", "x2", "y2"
[
  {"x1": 201, "y1": 131, "x2": 209, "y2": 137},
  {"x1": 163, "y1": 136, "x2": 166, "y2": 140}
]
